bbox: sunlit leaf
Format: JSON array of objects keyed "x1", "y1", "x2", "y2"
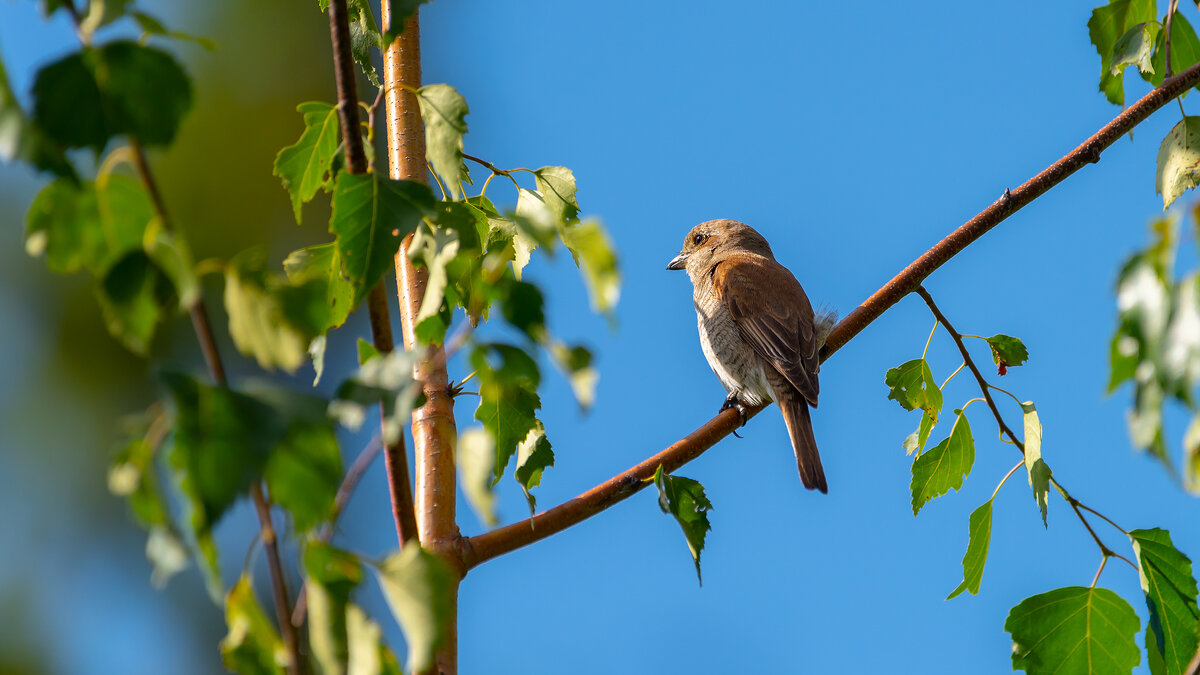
[
  {"x1": 1006, "y1": 586, "x2": 1140, "y2": 675},
  {"x1": 947, "y1": 499, "x2": 993, "y2": 599},
  {"x1": 1110, "y1": 21, "x2": 1161, "y2": 76},
  {"x1": 910, "y1": 409, "x2": 973, "y2": 514},
  {"x1": 274, "y1": 102, "x2": 340, "y2": 224},
  {"x1": 416, "y1": 84, "x2": 470, "y2": 199},
  {"x1": 653, "y1": 465, "x2": 713, "y2": 585},
  {"x1": 532, "y1": 166, "x2": 580, "y2": 229},
  {"x1": 305, "y1": 543, "x2": 363, "y2": 675},
  {"x1": 561, "y1": 220, "x2": 620, "y2": 316},
  {"x1": 220, "y1": 575, "x2": 288, "y2": 675},
  {"x1": 471, "y1": 343, "x2": 541, "y2": 483},
  {"x1": 225, "y1": 248, "x2": 331, "y2": 373},
  {"x1": 1157, "y1": 116, "x2": 1200, "y2": 210},
  {"x1": 1088, "y1": 0, "x2": 1158, "y2": 106},
  {"x1": 283, "y1": 242, "x2": 355, "y2": 330},
  {"x1": 548, "y1": 341, "x2": 597, "y2": 410},
  {"x1": 457, "y1": 427, "x2": 497, "y2": 527},
  {"x1": 885, "y1": 358, "x2": 943, "y2": 426},
  {"x1": 514, "y1": 421, "x2": 554, "y2": 515},
  {"x1": 986, "y1": 334, "x2": 1028, "y2": 373},
  {"x1": 1021, "y1": 401, "x2": 1050, "y2": 527},
  {"x1": 330, "y1": 349, "x2": 423, "y2": 445},
  {"x1": 1130, "y1": 528, "x2": 1200, "y2": 675}
]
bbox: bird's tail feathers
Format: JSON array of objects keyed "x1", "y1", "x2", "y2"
[{"x1": 778, "y1": 392, "x2": 828, "y2": 493}]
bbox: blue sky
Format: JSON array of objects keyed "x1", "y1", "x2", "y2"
[{"x1": 2, "y1": 0, "x2": 1199, "y2": 673}]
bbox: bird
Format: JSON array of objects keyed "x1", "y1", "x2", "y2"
[{"x1": 667, "y1": 219, "x2": 835, "y2": 492}]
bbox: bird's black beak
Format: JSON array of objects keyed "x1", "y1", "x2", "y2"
[{"x1": 666, "y1": 252, "x2": 687, "y2": 270}]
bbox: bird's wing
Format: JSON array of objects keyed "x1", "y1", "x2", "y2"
[{"x1": 713, "y1": 254, "x2": 820, "y2": 406}]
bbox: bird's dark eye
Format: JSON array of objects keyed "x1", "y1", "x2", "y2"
[{"x1": 692, "y1": 233, "x2": 706, "y2": 246}]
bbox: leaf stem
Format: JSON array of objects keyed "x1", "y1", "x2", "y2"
[
  {"x1": 940, "y1": 362, "x2": 966, "y2": 390},
  {"x1": 1090, "y1": 555, "x2": 1109, "y2": 588},
  {"x1": 988, "y1": 383, "x2": 1023, "y2": 407},
  {"x1": 921, "y1": 319, "x2": 938, "y2": 359},
  {"x1": 991, "y1": 461, "x2": 1024, "y2": 502}
]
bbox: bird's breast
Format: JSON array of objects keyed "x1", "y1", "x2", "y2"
[{"x1": 694, "y1": 291, "x2": 772, "y2": 405}]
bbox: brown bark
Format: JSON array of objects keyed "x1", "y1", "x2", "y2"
[{"x1": 382, "y1": 5, "x2": 462, "y2": 674}]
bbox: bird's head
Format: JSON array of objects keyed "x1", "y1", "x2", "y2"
[{"x1": 666, "y1": 219, "x2": 774, "y2": 277}]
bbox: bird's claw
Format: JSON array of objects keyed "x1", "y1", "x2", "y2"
[{"x1": 719, "y1": 393, "x2": 749, "y2": 436}]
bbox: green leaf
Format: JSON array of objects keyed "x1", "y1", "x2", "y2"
[
  {"x1": 144, "y1": 222, "x2": 200, "y2": 310},
  {"x1": 457, "y1": 427, "x2": 497, "y2": 527},
  {"x1": 220, "y1": 575, "x2": 288, "y2": 675},
  {"x1": 947, "y1": 499, "x2": 993, "y2": 599},
  {"x1": 274, "y1": 102, "x2": 340, "y2": 224},
  {"x1": 225, "y1": 248, "x2": 331, "y2": 373},
  {"x1": 549, "y1": 341, "x2": 597, "y2": 410},
  {"x1": 32, "y1": 49, "x2": 107, "y2": 150},
  {"x1": 653, "y1": 465, "x2": 713, "y2": 585},
  {"x1": 264, "y1": 421, "x2": 342, "y2": 533},
  {"x1": 1149, "y1": 12, "x2": 1200, "y2": 89},
  {"x1": 96, "y1": 250, "x2": 174, "y2": 355},
  {"x1": 0, "y1": 54, "x2": 73, "y2": 177},
  {"x1": 380, "y1": 0, "x2": 432, "y2": 45},
  {"x1": 561, "y1": 220, "x2": 620, "y2": 316},
  {"x1": 514, "y1": 421, "x2": 554, "y2": 515},
  {"x1": 1130, "y1": 529, "x2": 1200, "y2": 675},
  {"x1": 305, "y1": 543, "x2": 363, "y2": 675},
  {"x1": 346, "y1": 0, "x2": 382, "y2": 86},
  {"x1": 329, "y1": 172, "x2": 436, "y2": 306},
  {"x1": 471, "y1": 344, "x2": 541, "y2": 483},
  {"x1": 24, "y1": 178, "x2": 103, "y2": 274},
  {"x1": 1088, "y1": 0, "x2": 1158, "y2": 106},
  {"x1": 283, "y1": 242, "x2": 355, "y2": 330},
  {"x1": 330, "y1": 349, "x2": 423, "y2": 445},
  {"x1": 885, "y1": 358, "x2": 943, "y2": 425},
  {"x1": 1021, "y1": 401, "x2": 1051, "y2": 527},
  {"x1": 406, "y1": 203, "x2": 484, "y2": 342},
  {"x1": 1157, "y1": 116, "x2": 1200, "y2": 210},
  {"x1": 910, "y1": 410, "x2": 974, "y2": 515},
  {"x1": 93, "y1": 41, "x2": 192, "y2": 146},
  {"x1": 374, "y1": 544, "x2": 456, "y2": 674},
  {"x1": 1111, "y1": 21, "x2": 1162, "y2": 76},
  {"x1": 499, "y1": 279, "x2": 546, "y2": 342},
  {"x1": 532, "y1": 166, "x2": 580, "y2": 227},
  {"x1": 345, "y1": 603, "x2": 403, "y2": 675},
  {"x1": 416, "y1": 84, "x2": 470, "y2": 200},
  {"x1": 986, "y1": 334, "x2": 1029, "y2": 371},
  {"x1": 129, "y1": 11, "x2": 218, "y2": 50},
  {"x1": 1006, "y1": 587, "x2": 1140, "y2": 675},
  {"x1": 357, "y1": 337, "x2": 381, "y2": 365}
]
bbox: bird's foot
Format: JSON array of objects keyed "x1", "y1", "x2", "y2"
[{"x1": 719, "y1": 393, "x2": 749, "y2": 437}]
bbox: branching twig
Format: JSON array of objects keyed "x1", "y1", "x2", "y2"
[
  {"x1": 461, "y1": 67, "x2": 1200, "y2": 570},
  {"x1": 915, "y1": 286, "x2": 1137, "y2": 574},
  {"x1": 328, "y1": 0, "x2": 418, "y2": 548}
]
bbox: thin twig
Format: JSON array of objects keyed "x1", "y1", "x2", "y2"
[
  {"x1": 462, "y1": 65, "x2": 1200, "y2": 571},
  {"x1": 129, "y1": 140, "x2": 302, "y2": 675},
  {"x1": 328, "y1": 0, "x2": 419, "y2": 548},
  {"x1": 292, "y1": 435, "x2": 385, "y2": 627}
]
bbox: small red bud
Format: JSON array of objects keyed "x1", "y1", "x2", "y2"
[{"x1": 997, "y1": 363, "x2": 1008, "y2": 376}]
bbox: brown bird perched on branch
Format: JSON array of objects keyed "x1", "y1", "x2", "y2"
[{"x1": 668, "y1": 219, "x2": 835, "y2": 492}]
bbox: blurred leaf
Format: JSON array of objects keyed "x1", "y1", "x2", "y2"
[
  {"x1": 514, "y1": 421, "x2": 554, "y2": 515},
  {"x1": 32, "y1": 49, "x2": 107, "y2": 150},
  {"x1": 1111, "y1": 21, "x2": 1161, "y2": 76},
  {"x1": 225, "y1": 248, "x2": 331, "y2": 373},
  {"x1": 283, "y1": 242, "x2": 355, "y2": 330},
  {"x1": 986, "y1": 334, "x2": 1028, "y2": 372},
  {"x1": 220, "y1": 575, "x2": 287, "y2": 675},
  {"x1": 380, "y1": 0, "x2": 433, "y2": 44},
  {"x1": 130, "y1": 10, "x2": 218, "y2": 50},
  {"x1": 407, "y1": 203, "x2": 483, "y2": 343},
  {"x1": 1185, "y1": 413, "x2": 1200, "y2": 495},
  {"x1": 330, "y1": 349, "x2": 423, "y2": 445},
  {"x1": 264, "y1": 421, "x2": 342, "y2": 533},
  {"x1": 81, "y1": 0, "x2": 134, "y2": 33},
  {"x1": 305, "y1": 543, "x2": 363, "y2": 675},
  {"x1": 357, "y1": 337, "x2": 381, "y2": 365},
  {"x1": 329, "y1": 172, "x2": 436, "y2": 306},
  {"x1": 533, "y1": 166, "x2": 580, "y2": 229},
  {"x1": 274, "y1": 102, "x2": 340, "y2": 224},
  {"x1": 144, "y1": 221, "x2": 200, "y2": 309},
  {"x1": 549, "y1": 341, "x2": 596, "y2": 410},
  {"x1": 375, "y1": 544, "x2": 456, "y2": 673},
  {"x1": 1164, "y1": 274, "x2": 1200, "y2": 390},
  {"x1": 561, "y1": 220, "x2": 620, "y2": 316},
  {"x1": 458, "y1": 427, "x2": 497, "y2": 527},
  {"x1": 1130, "y1": 529, "x2": 1200, "y2": 675},
  {"x1": 947, "y1": 499, "x2": 993, "y2": 599},
  {"x1": 346, "y1": 604, "x2": 403, "y2": 675},
  {"x1": 653, "y1": 465, "x2": 713, "y2": 585},
  {"x1": 25, "y1": 178, "x2": 103, "y2": 273},
  {"x1": 144, "y1": 525, "x2": 189, "y2": 590},
  {"x1": 0, "y1": 54, "x2": 73, "y2": 177},
  {"x1": 1006, "y1": 587, "x2": 1140, "y2": 674},
  {"x1": 1156, "y1": 116, "x2": 1200, "y2": 210},
  {"x1": 910, "y1": 410, "x2": 973, "y2": 515},
  {"x1": 500, "y1": 279, "x2": 546, "y2": 342},
  {"x1": 96, "y1": 250, "x2": 174, "y2": 354},
  {"x1": 1021, "y1": 401, "x2": 1050, "y2": 527},
  {"x1": 1088, "y1": 0, "x2": 1158, "y2": 106},
  {"x1": 471, "y1": 344, "x2": 541, "y2": 483},
  {"x1": 885, "y1": 358, "x2": 943, "y2": 426},
  {"x1": 902, "y1": 410, "x2": 937, "y2": 456},
  {"x1": 416, "y1": 84, "x2": 470, "y2": 199}
]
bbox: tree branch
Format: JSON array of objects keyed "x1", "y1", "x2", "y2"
[
  {"x1": 460, "y1": 62, "x2": 1200, "y2": 571},
  {"x1": 382, "y1": 4, "x2": 461, "y2": 674},
  {"x1": 130, "y1": 141, "x2": 302, "y2": 674},
  {"x1": 327, "y1": 0, "x2": 418, "y2": 547}
]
